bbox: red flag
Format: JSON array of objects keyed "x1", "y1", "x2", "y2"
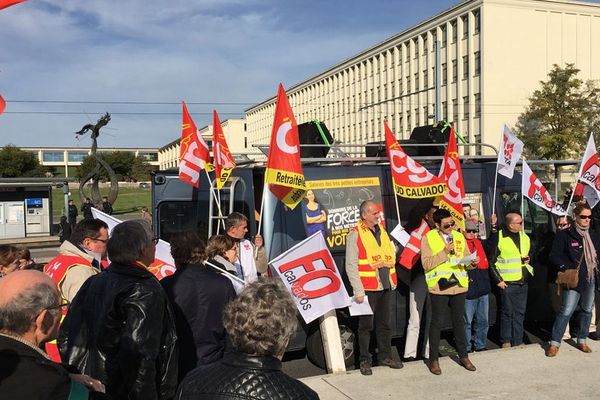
[
  {"x1": 398, "y1": 220, "x2": 431, "y2": 269},
  {"x1": 212, "y1": 110, "x2": 236, "y2": 190},
  {"x1": 265, "y1": 84, "x2": 306, "y2": 209},
  {"x1": 0, "y1": 94, "x2": 5, "y2": 115},
  {"x1": 0, "y1": 0, "x2": 27, "y2": 10},
  {"x1": 179, "y1": 101, "x2": 212, "y2": 188},
  {"x1": 438, "y1": 127, "x2": 466, "y2": 230},
  {"x1": 384, "y1": 121, "x2": 446, "y2": 198}
]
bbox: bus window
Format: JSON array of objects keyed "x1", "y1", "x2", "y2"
[{"x1": 157, "y1": 201, "x2": 209, "y2": 242}]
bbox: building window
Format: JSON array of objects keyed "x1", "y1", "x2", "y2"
[
  {"x1": 42, "y1": 152, "x2": 64, "y2": 162},
  {"x1": 244, "y1": 137, "x2": 248, "y2": 149},
  {"x1": 414, "y1": 72, "x2": 419, "y2": 91},
  {"x1": 474, "y1": 51, "x2": 481, "y2": 76},
  {"x1": 423, "y1": 106, "x2": 429, "y2": 122},
  {"x1": 452, "y1": 60, "x2": 457, "y2": 83},
  {"x1": 453, "y1": 99, "x2": 458, "y2": 123},
  {"x1": 451, "y1": 20, "x2": 457, "y2": 43},
  {"x1": 139, "y1": 152, "x2": 158, "y2": 162},
  {"x1": 441, "y1": 26, "x2": 447, "y2": 47},
  {"x1": 423, "y1": 69, "x2": 428, "y2": 89},
  {"x1": 422, "y1": 34, "x2": 428, "y2": 51},
  {"x1": 463, "y1": 96, "x2": 470, "y2": 120},
  {"x1": 68, "y1": 152, "x2": 88, "y2": 162},
  {"x1": 442, "y1": 101, "x2": 447, "y2": 120},
  {"x1": 474, "y1": 10, "x2": 480, "y2": 33},
  {"x1": 474, "y1": 93, "x2": 481, "y2": 118},
  {"x1": 463, "y1": 56, "x2": 469, "y2": 79},
  {"x1": 462, "y1": 15, "x2": 468, "y2": 39},
  {"x1": 442, "y1": 63, "x2": 447, "y2": 85}
]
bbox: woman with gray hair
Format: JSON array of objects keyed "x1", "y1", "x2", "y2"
[
  {"x1": 59, "y1": 220, "x2": 178, "y2": 399},
  {"x1": 177, "y1": 278, "x2": 319, "y2": 400}
]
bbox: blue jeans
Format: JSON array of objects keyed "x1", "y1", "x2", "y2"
[
  {"x1": 550, "y1": 282, "x2": 596, "y2": 347},
  {"x1": 500, "y1": 284, "x2": 528, "y2": 345},
  {"x1": 464, "y1": 294, "x2": 489, "y2": 352}
]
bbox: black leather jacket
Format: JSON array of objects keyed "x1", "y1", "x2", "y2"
[
  {"x1": 177, "y1": 351, "x2": 320, "y2": 400},
  {"x1": 59, "y1": 262, "x2": 178, "y2": 400}
]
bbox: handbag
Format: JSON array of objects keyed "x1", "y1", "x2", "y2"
[
  {"x1": 438, "y1": 274, "x2": 459, "y2": 290},
  {"x1": 555, "y1": 254, "x2": 583, "y2": 292}
]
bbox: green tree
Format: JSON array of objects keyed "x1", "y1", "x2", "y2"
[
  {"x1": 0, "y1": 145, "x2": 46, "y2": 177},
  {"x1": 515, "y1": 63, "x2": 600, "y2": 160},
  {"x1": 76, "y1": 151, "x2": 135, "y2": 181},
  {"x1": 130, "y1": 156, "x2": 157, "y2": 182}
]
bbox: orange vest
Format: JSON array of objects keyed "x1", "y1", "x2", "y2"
[
  {"x1": 398, "y1": 220, "x2": 431, "y2": 269},
  {"x1": 355, "y1": 222, "x2": 397, "y2": 291},
  {"x1": 43, "y1": 254, "x2": 95, "y2": 362}
]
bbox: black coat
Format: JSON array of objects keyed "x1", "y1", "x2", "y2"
[
  {"x1": 176, "y1": 351, "x2": 320, "y2": 400},
  {"x1": 549, "y1": 226, "x2": 600, "y2": 292},
  {"x1": 58, "y1": 262, "x2": 178, "y2": 400},
  {"x1": 161, "y1": 264, "x2": 236, "y2": 382},
  {"x1": 68, "y1": 204, "x2": 78, "y2": 224},
  {"x1": 0, "y1": 335, "x2": 74, "y2": 400}
]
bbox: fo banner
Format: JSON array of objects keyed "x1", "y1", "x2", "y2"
[
  {"x1": 91, "y1": 208, "x2": 176, "y2": 280},
  {"x1": 270, "y1": 231, "x2": 351, "y2": 324}
]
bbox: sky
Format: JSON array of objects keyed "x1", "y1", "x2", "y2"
[{"x1": 0, "y1": 0, "x2": 582, "y2": 149}]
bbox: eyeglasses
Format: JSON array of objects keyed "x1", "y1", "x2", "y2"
[
  {"x1": 89, "y1": 237, "x2": 108, "y2": 243},
  {"x1": 556, "y1": 223, "x2": 569, "y2": 228},
  {"x1": 442, "y1": 221, "x2": 456, "y2": 229},
  {"x1": 47, "y1": 299, "x2": 70, "y2": 312},
  {"x1": 577, "y1": 215, "x2": 592, "y2": 220},
  {"x1": 511, "y1": 221, "x2": 523, "y2": 225}
]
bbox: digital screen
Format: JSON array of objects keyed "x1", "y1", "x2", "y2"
[{"x1": 26, "y1": 198, "x2": 43, "y2": 208}]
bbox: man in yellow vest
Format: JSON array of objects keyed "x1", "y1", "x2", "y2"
[
  {"x1": 488, "y1": 211, "x2": 532, "y2": 348},
  {"x1": 346, "y1": 200, "x2": 403, "y2": 375},
  {"x1": 421, "y1": 208, "x2": 478, "y2": 375}
]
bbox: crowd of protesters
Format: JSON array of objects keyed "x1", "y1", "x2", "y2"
[{"x1": 1, "y1": 193, "x2": 599, "y2": 399}]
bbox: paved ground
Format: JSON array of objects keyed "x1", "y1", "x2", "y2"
[{"x1": 300, "y1": 340, "x2": 600, "y2": 399}]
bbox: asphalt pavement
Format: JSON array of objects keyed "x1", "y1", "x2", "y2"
[{"x1": 301, "y1": 340, "x2": 600, "y2": 399}]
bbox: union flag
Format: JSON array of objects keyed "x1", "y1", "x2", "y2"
[
  {"x1": 179, "y1": 101, "x2": 213, "y2": 188},
  {"x1": 0, "y1": 0, "x2": 27, "y2": 10},
  {"x1": 265, "y1": 84, "x2": 306, "y2": 209},
  {"x1": 438, "y1": 127, "x2": 466, "y2": 230},
  {"x1": 0, "y1": 94, "x2": 5, "y2": 115},
  {"x1": 212, "y1": 110, "x2": 236, "y2": 190}
]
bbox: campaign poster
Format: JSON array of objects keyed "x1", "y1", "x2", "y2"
[{"x1": 300, "y1": 177, "x2": 384, "y2": 249}]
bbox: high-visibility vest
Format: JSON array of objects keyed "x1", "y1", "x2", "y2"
[
  {"x1": 496, "y1": 230, "x2": 532, "y2": 282},
  {"x1": 398, "y1": 220, "x2": 430, "y2": 269},
  {"x1": 424, "y1": 230, "x2": 469, "y2": 289},
  {"x1": 43, "y1": 254, "x2": 95, "y2": 362},
  {"x1": 355, "y1": 222, "x2": 397, "y2": 291}
]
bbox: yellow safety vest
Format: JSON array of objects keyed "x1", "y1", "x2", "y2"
[
  {"x1": 424, "y1": 230, "x2": 469, "y2": 289},
  {"x1": 496, "y1": 230, "x2": 532, "y2": 282}
]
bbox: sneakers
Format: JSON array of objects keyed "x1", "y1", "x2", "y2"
[
  {"x1": 501, "y1": 343, "x2": 511, "y2": 349},
  {"x1": 359, "y1": 361, "x2": 372, "y2": 376},
  {"x1": 576, "y1": 343, "x2": 592, "y2": 353},
  {"x1": 545, "y1": 345, "x2": 559, "y2": 357},
  {"x1": 428, "y1": 360, "x2": 442, "y2": 375},
  {"x1": 459, "y1": 357, "x2": 476, "y2": 371},
  {"x1": 380, "y1": 358, "x2": 404, "y2": 369}
]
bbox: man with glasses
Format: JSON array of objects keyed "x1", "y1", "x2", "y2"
[
  {"x1": 43, "y1": 218, "x2": 109, "y2": 362},
  {"x1": 488, "y1": 211, "x2": 533, "y2": 348}
]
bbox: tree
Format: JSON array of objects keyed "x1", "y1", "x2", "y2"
[
  {"x1": 515, "y1": 63, "x2": 600, "y2": 160},
  {"x1": 76, "y1": 151, "x2": 135, "y2": 181},
  {"x1": 0, "y1": 145, "x2": 46, "y2": 177},
  {"x1": 130, "y1": 156, "x2": 157, "y2": 182}
]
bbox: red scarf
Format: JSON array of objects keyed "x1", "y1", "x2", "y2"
[{"x1": 466, "y1": 238, "x2": 488, "y2": 270}]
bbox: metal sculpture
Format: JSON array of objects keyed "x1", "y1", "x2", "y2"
[{"x1": 75, "y1": 113, "x2": 118, "y2": 206}]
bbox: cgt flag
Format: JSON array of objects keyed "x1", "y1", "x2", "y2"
[
  {"x1": 497, "y1": 125, "x2": 524, "y2": 179},
  {"x1": 0, "y1": 94, "x2": 5, "y2": 115},
  {"x1": 91, "y1": 208, "x2": 176, "y2": 280},
  {"x1": 269, "y1": 231, "x2": 351, "y2": 324},
  {"x1": 384, "y1": 121, "x2": 446, "y2": 198},
  {"x1": 265, "y1": 83, "x2": 306, "y2": 209},
  {"x1": 212, "y1": 110, "x2": 236, "y2": 190},
  {"x1": 179, "y1": 101, "x2": 213, "y2": 188},
  {"x1": 576, "y1": 133, "x2": 600, "y2": 195},
  {"x1": 438, "y1": 127, "x2": 466, "y2": 231},
  {"x1": 0, "y1": 0, "x2": 27, "y2": 10},
  {"x1": 522, "y1": 161, "x2": 566, "y2": 216}
]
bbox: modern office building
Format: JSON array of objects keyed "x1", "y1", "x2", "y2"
[
  {"x1": 245, "y1": 0, "x2": 600, "y2": 156},
  {"x1": 20, "y1": 147, "x2": 159, "y2": 177},
  {"x1": 158, "y1": 118, "x2": 251, "y2": 169}
]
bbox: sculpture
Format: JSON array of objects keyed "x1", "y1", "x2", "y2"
[{"x1": 75, "y1": 113, "x2": 118, "y2": 207}]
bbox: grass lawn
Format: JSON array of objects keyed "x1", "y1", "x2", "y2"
[{"x1": 52, "y1": 187, "x2": 151, "y2": 217}]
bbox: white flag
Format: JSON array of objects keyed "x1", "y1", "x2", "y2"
[
  {"x1": 521, "y1": 161, "x2": 566, "y2": 216},
  {"x1": 269, "y1": 231, "x2": 351, "y2": 324},
  {"x1": 576, "y1": 133, "x2": 600, "y2": 194},
  {"x1": 91, "y1": 208, "x2": 176, "y2": 280},
  {"x1": 497, "y1": 125, "x2": 524, "y2": 179}
]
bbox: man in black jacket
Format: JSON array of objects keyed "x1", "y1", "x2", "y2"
[
  {"x1": 59, "y1": 220, "x2": 178, "y2": 400},
  {"x1": 0, "y1": 270, "x2": 104, "y2": 399},
  {"x1": 177, "y1": 278, "x2": 319, "y2": 400}
]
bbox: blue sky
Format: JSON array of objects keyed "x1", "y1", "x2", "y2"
[{"x1": 2, "y1": 0, "x2": 594, "y2": 149}]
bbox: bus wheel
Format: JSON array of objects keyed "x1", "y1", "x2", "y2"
[{"x1": 305, "y1": 324, "x2": 356, "y2": 370}]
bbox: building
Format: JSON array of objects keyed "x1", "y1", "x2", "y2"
[
  {"x1": 20, "y1": 147, "x2": 159, "y2": 177},
  {"x1": 158, "y1": 118, "x2": 251, "y2": 169},
  {"x1": 245, "y1": 0, "x2": 600, "y2": 155}
]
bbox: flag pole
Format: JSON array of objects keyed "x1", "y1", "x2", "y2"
[
  {"x1": 491, "y1": 135, "x2": 502, "y2": 217},
  {"x1": 205, "y1": 169, "x2": 226, "y2": 230},
  {"x1": 255, "y1": 183, "x2": 268, "y2": 258},
  {"x1": 393, "y1": 192, "x2": 402, "y2": 226}
]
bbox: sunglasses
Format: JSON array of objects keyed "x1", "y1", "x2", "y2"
[
  {"x1": 577, "y1": 215, "x2": 592, "y2": 220},
  {"x1": 466, "y1": 229, "x2": 478, "y2": 233},
  {"x1": 47, "y1": 299, "x2": 70, "y2": 312},
  {"x1": 442, "y1": 221, "x2": 456, "y2": 229}
]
